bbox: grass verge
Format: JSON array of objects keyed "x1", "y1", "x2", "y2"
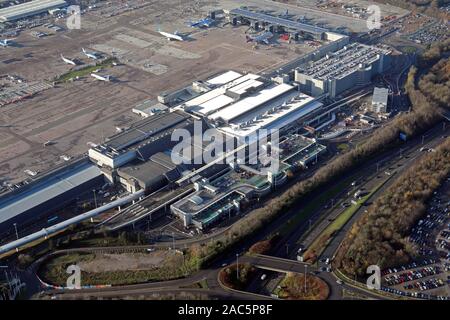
[
  {"x1": 278, "y1": 174, "x2": 358, "y2": 237},
  {"x1": 55, "y1": 58, "x2": 117, "y2": 83},
  {"x1": 303, "y1": 175, "x2": 392, "y2": 262},
  {"x1": 273, "y1": 272, "x2": 329, "y2": 300}
]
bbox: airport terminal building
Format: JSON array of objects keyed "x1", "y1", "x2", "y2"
[
  {"x1": 0, "y1": 159, "x2": 103, "y2": 235},
  {"x1": 175, "y1": 71, "x2": 326, "y2": 143}
]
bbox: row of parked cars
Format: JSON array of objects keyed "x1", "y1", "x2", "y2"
[
  {"x1": 384, "y1": 266, "x2": 441, "y2": 286},
  {"x1": 380, "y1": 286, "x2": 450, "y2": 300},
  {"x1": 410, "y1": 210, "x2": 447, "y2": 248},
  {"x1": 381, "y1": 183, "x2": 450, "y2": 300},
  {"x1": 403, "y1": 278, "x2": 446, "y2": 291},
  {"x1": 381, "y1": 259, "x2": 437, "y2": 276}
]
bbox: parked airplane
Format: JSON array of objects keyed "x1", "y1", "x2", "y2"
[
  {"x1": 82, "y1": 47, "x2": 100, "y2": 59},
  {"x1": 91, "y1": 73, "x2": 111, "y2": 82},
  {"x1": 61, "y1": 54, "x2": 76, "y2": 66},
  {"x1": 43, "y1": 140, "x2": 56, "y2": 146},
  {"x1": 246, "y1": 32, "x2": 273, "y2": 45},
  {"x1": 188, "y1": 17, "x2": 214, "y2": 28},
  {"x1": 0, "y1": 39, "x2": 14, "y2": 47},
  {"x1": 158, "y1": 29, "x2": 184, "y2": 41}
]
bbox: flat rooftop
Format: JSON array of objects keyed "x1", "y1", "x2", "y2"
[
  {"x1": 93, "y1": 111, "x2": 191, "y2": 156},
  {"x1": 372, "y1": 87, "x2": 389, "y2": 106},
  {"x1": 0, "y1": 0, "x2": 67, "y2": 22},
  {"x1": 229, "y1": 8, "x2": 327, "y2": 35},
  {"x1": 297, "y1": 43, "x2": 391, "y2": 81},
  {"x1": 183, "y1": 73, "x2": 263, "y2": 117},
  {"x1": 209, "y1": 83, "x2": 295, "y2": 122},
  {"x1": 206, "y1": 70, "x2": 242, "y2": 86},
  {"x1": 117, "y1": 154, "x2": 178, "y2": 188},
  {"x1": 0, "y1": 161, "x2": 102, "y2": 225},
  {"x1": 132, "y1": 99, "x2": 168, "y2": 115},
  {"x1": 217, "y1": 93, "x2": 322, "y2": 140}
]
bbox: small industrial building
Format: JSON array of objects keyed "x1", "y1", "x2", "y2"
[
  {"x1": 0, "y1": 0, "x2": 67, "y2": 22},
  {"x1": 295, "y1": 43, "x2": 391, "y2": 98},
  {"x1": 371, "y1": 87, "x2": 389, "y2": 113}
]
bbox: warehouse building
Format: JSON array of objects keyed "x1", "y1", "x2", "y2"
[
  {"x1": 371, "y1": 87, "x2": 389, "y2": 113},
  {"x1": 295, "y1": 43, "x2": 392, "y2": 98},
  {"x1": 0, "y1": 0, "x2": 67, "y2": 22}
]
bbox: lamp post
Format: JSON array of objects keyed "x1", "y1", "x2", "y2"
[
  {"x1": 93, "y1": 189, "x2": 98, "y2": 208},
  {"x1": 172, "y1": 232, "x2": 175, "y2": 250},
  {"x1": 304, "y1": 264, "x2": 308, "y2": 293},
  {"x1": 13, "y1": 223, "x2": 18, "y2": 240},
  {"x1": 236, "y1": 253, "x2": 239, "y2": 280}
]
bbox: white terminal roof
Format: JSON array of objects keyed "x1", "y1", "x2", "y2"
[
  {"x1": 219, "y1": 93, "x2": 323, "y2": 140},
  {"x1": 206, "y1": 70, "x2": 242, "y2": 86},
  {"x1": 209, "y1": 83, "x2": 294, "y2": 122},
  {"x1": 0, "y1": 0, "x2": 67, "y2": 22},
  {"x1": 183, "y1": 73, "x2": 262, "y2": 117}
]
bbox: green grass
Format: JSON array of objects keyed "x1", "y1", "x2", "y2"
[
  {"x1": 401, "y1": 46, "x2": 418, "y2": 54},
  {"x1": 56, "y1": 58, "x2": 117, "y2": 83},
  {"x1": 337, "y1": 143, "x2": 350, "y2": 152},
  {"x1": 273, "y1": 273, "x2": 329, "y2": 300},
  {"x1": 278, "y1": 174, "x2": 358, "y2": 237}
]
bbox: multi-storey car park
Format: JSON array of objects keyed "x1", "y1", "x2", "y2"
[{"x1": 295, "y1": 43, "x2": 392, "y2": 98}]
